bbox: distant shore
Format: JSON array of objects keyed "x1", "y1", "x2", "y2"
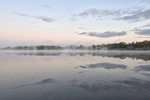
[{"x1": 1, "y1": 40, "x2": 150, "y2": 50}]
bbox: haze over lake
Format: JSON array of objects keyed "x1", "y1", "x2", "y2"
[{"x1": 0, "y1": 50, "x2": 150, "y2": 100}]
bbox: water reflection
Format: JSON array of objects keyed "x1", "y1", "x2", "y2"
[
  {"x1": 14, "y1": 52, "x2": 62, "y2": 56},
  {"x1": 114, "y1": 78, "x2": 150, "y2": 91},
  {"x1": 7, "y1": 50, "x2": 150, "y2": 61},
  {"x1": 79, "y1": 63, "x2": 127, "y2": 69},
  {"x1": 142, "y1": 73, "x2": 150, "y2": 77},
  {"x1": 12, "y1": 78, "x2": 56, "y2": 89},
  {"x1": 135, "y1": 65, "x2": 150, "y2": 72},
  {"x1": 0, "y1": 50, "x2": 150, "y2": 100},
  {"x1": 72, "y1": 78, "x2": 150, "y2": 92}
]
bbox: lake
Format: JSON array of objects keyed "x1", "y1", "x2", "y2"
[{"x1": 0, "y1": 50, "x2": 150, "y2": 100}]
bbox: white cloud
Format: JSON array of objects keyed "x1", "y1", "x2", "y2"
[{"x1": 13, "y1": 12, "x2": 55, "y2": 23}]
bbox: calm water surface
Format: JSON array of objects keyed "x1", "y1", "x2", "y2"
[{"x1": 0, "y1": 50, "x2": 150, "y2": 100}]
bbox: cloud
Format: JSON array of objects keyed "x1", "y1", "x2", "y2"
[
  {"x1": 13, "y1": 12, "x2": 30, "y2": 17},
  {"x1": 13, "y1": 12, "x2": 55, "y2": 23},
  {"x1": 77, "y1": 8, "x2": 115, "y2": 17},
  {"x1": 78, "y1": 27, "x2": 89, "y2": 30},
  {"x1": 75, "y1": 7, "x2": 150, "y2": 22},
  {"x1": 134, "y1": 28, "x2": 150, "y2": 35},
  {"x1": 75, "y1": 7, "x2": 144, "y2": 18},
  {"x1": 70, "y1": 17, "x2": 78, "y2": 21},
  {"x1": 141, "y1": 24, "x2": 150, "y2": 27},
  {"x1": 79, "y1": 62, "x2": 127, "y2": 70},
  {"x1": 79, "y1": 31, "x2": 127, "y2": 38},
  {"x1": 119, "y1": 8, "x2": 150, "y2": 22},
  {"x1": 79, "y1": 32, "x2": 87, "y2": 35},
  {"x1": 76, "y1": 8, "x2": 136, "y2": 17},
  {"x1": 141, "y1": 0, "x2": 150, "y2": 3},
  {"x1": 43, "y1": 5, "x2": 51, "y2": 10},
  {"x1": 35, "y1": 16, "x2": 55, "y2": 22}
]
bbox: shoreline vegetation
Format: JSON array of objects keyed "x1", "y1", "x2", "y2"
[{"x1": 1, "y1": 40, "x2": 150, "y2": 50}]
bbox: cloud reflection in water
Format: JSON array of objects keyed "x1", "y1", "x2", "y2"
[
  {"x1": 12, "y1": 78, "x2": 56, "y2": 89},
  {"x1": 79, "y1": 63, "x2": 127, "y2": 70}
]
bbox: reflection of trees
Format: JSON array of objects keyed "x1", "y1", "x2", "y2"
[
  {"x1": 87, "y1": 52, "x2": 150, "y2": 61},
  {"x1": 12, "y1": 51, "x2": 150, "y2": 61},
  {"x1": 96, "y1": 53, "x2": 150, "y2": 61},
  {"x1": 14, "y1": 52, "x2": 62, "y2": 56}
]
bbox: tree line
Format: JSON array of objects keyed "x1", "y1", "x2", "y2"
[
  {"x1": 92, "y1": 40, "x2": 150, "y2": 50},
  {"x1": 2, "y1": 40, "x2": 150, "y2": 50}
]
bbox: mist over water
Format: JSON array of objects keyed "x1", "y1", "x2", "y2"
[
  {"x1": 0, "y1": 50, "x2": 150, "y2": 100},
  {"x1": 2, "y1": 50, "x2": 150, "y2": 61}
]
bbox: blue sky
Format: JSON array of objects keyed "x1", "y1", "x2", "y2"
[{"x1": 0, "y1": 0, "x2": 150, "y2": 47}]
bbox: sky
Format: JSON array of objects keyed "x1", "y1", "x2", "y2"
[{"x1": 0, "y1": 0, "x2": 150, "y2": 47}]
